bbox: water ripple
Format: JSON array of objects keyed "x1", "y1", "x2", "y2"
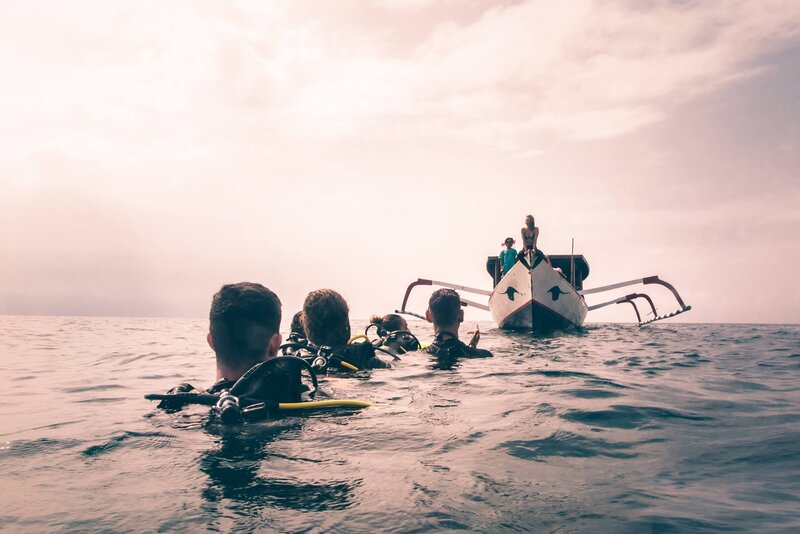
[
  {"x1": 561, "y1": 404, "x2": 714, "y2": 430},
  {"x1": 82, "y1": 431, "x2": 176, "y2": 457},
  {"x1": 498, "y1": 431, "x2": 665, "y2": 461}
]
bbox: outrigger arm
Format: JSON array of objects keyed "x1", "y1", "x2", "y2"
[
  {"x1": 397, "y1": 278, "x2": 490, "y2": 320},
  {"x1": 580, "y1": 275, "x2": 691, "y2": 326}
]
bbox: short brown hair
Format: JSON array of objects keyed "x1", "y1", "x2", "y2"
[
  {"x1": 302, "y1": 289, "x2": 350, "y2": 346},
  {"x1": 209, "y1": 282, "x2": 281, "y2": 368},
  {"x1": 290, "y1": 311, "x2": 305, "y2": 336},
  {"x1": 428, "y1": 288, "x2": 461, "y2": 326}
]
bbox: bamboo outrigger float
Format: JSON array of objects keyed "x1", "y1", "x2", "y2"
[{"x1": 397, "y1": 250, "x2": 691, "y2": 334}]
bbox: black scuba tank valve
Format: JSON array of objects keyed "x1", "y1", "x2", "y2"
[{"x1": 214, "y1": 390, "x2": 242, "y2": 424}]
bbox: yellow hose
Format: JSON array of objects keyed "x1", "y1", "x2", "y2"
[
  {"x1": 339, "y1": 360, "x2": 359, "y2": 371},
  {"x1": 347, "y1": 334, "x2": 370, "y2": 344},
  {"x1": 277, "y1": 399, "x2": 372, "y2": 410}
]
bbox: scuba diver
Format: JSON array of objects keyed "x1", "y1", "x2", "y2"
[
  {"x1": 289, "y1": 310, "x2": 306, "y2": 341},
  {"x1": 367, "y1": 313, "x2": 421, "y2": 355},
  {"x1": 146, "y1": 282, "x2": 369, "y2": 423},
  {"x1": 292, "y1": 289, "x2": 391, "y2": 371},
  {"x1": 423, "y1": 288, "x2": 493, "y2": 359}
]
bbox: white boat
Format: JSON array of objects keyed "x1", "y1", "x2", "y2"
[
  {"x1": 397, "y1": 250, "x2": 690, "y2": 334},
  {"x1": 489, "y1": 253, "x2": 587, "y2": 332}
]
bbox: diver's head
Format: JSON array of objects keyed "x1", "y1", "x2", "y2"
[
  {"x1": 504, "y1": 237, "x2": 515, "y2": 248},
  {"x1": 208, "y1": 282, "x2": 282, "y2": 380},
  {"x1": 369, "y1": 313, "x2": 408, "y2": 335},
  {"x1": 425, "y1": 288, "x2": 464, "y2": 335},
  {"x1": 525, "y1": 214, "x2": 535, "y2": 229},
  {"x1": 290, "y1": 311, "x2": 305, "y2": 338},
  {"x1": 302, "y1": 289, "x2": 351, "y2": 347}
]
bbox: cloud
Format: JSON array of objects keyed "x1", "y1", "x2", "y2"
[
  {"x1": 254, "y1": 0, "x2": 800, "y2": 146},
  {"x1": 2, "y1": 0, "x2": 800, "y2": 161}
]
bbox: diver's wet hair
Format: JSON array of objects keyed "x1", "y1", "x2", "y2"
[
  {"x1": 428, "y1": 288, "x2": 461, "y2": 326},
  {"x1": 369, "y1": 313, "x2": 407, "y2": 333},
  {"x1": 302, "y1": 289, "x2": 351, "y2": 347},
  {"x1": 209, "y1": 282, "x2": 281, "y2": 367},
  {"x1": 290, "y1": 311, "x2": 305, "y2": 337}
]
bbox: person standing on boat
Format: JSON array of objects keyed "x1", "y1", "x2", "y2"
[
  {"x1": 423, "y1": 289, "x2": 492, "y2": 359},
  {"x1": 499, "y1": 237, "x2": 517, "y2": 277}
]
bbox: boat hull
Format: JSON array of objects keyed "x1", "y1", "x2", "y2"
[{"x1": 489, "y1": 258, "x2": 588, "y2": 333}]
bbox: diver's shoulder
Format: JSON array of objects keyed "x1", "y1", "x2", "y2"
[{"x1": 424, "y1": 336, "x2": 492, "y2": 358}]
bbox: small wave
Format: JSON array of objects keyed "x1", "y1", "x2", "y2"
[
  {"x1": 74, "y1": 397, "x2": 126, "y2": 404},
  {"x1": 498, "y1": 430, "x2": 664, "y2": 461},
  {"x1": 629, "y1": 515, "x2": 737, "y2": 533},
  {"x1": 63, "y1": 384, "x2": 127, "y2": 394},
  {"x1": 0, "y1": 437, "x2": 83, "y2": 459},
  {"x1": 82, "y1": 431, "x2": 175, "y2": 457},
  {"x1": 561, "y1": 388, "x2": 621, "y2": 399},
  {"x1": 137, "y1": 373, "x2": 186, "y2": 380},
  {"x1": 532, "y1": 370, "x2": 598, "y2": 379},
  {"x1": 561, "y1": 405, "x2": 714, "y2": 430},
  {"x1": 585, "y1": 378, "x2": 631, "y2": 389},
  {"x1": 119, "y1": 352, "x2": 160, "y2": 365},
  {"x1": 438, "y1": 431, "x2": 486, "y2": 454},
  {"x1": 703, "y1": 379, "x2": 772, "y2": 393}
]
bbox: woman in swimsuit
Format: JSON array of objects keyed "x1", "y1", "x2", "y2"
[
  {"x1": 518, "y1": 214, "x2": 549, "y2": 266},
  {"x1": 521, "y1": 214, "x2": 539, "y2": 252}
]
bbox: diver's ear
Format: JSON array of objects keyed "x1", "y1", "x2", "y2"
[
  {"x1": 425, "y1": 309, "x2": 433, "y2": 323},
  {"x1": 458, "y1": 309, "x2": 464, "y2": 323},
  {"x1": 266, "y1": 332, "x2": 282, "y2": 358},
  {"x1": 207, "y1": 332, "x2": 215, "y2": 351}
]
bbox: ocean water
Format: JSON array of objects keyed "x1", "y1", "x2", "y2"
[{"x1": 0, "y1": 316, "x2": 798, "y2": 533}]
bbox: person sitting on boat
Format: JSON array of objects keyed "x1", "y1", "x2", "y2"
[
  {"x1": 159, "y1": 282, "x2": 306, "y2": 407},
  {"x1": 521, "y1": 214, "x2": 539, "y2": 250},
  {"x1": 499, "y1": 237, "x2": 517, "y2": 277},
  {"x1": 369, "y1": 313, "x2": 421, "y2": 354},
  {"x1": 423, "y1": 289, "x2": 492, "y2": 359},
  {"x1": 517, "y1": 214, "x2": 549, "y2": 266},
  {"x1": 302, "y1": 289, "x2": 391, "y2": 370}
]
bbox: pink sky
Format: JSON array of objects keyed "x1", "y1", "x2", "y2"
[{"x1": 1, "y1": 0, "x2": 799, "y2": 324}]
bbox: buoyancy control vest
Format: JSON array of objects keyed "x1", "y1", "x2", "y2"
[{"x1": 422, "y1": 332, "x2": 493, "y2": 359}]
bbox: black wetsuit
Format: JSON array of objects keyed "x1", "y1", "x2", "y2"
[
  {"x1": 422, "y1": 332, "x2": 493, "y2": 359},
  {"x1": 159, "y1": 358, "x2": 306, "y2": 409}
]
